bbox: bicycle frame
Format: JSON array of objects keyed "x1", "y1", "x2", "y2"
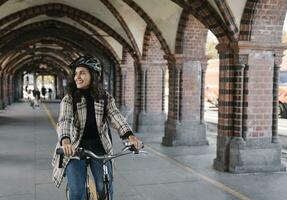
[{"x1": 57, "y1": 143, "x2": 145, "y2": 200}]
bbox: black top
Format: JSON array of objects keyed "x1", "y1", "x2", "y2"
[
  {"x1": 79, "y1": 89, "x2": 106, "y2": 155},
  {"x1": 59, "y1": 88, "x2": 134, "y2": 153}
]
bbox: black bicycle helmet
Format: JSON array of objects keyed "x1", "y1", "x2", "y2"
[{"x1": 70, "y1": 56, "x2": 102, "y2": 75}]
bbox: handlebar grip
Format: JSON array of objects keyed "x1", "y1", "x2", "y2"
[{"x1": 56, "y1": 148, "x2": 64, "y2": 155}]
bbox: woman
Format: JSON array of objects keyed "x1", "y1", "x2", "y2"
[{"x1": 52, "y1": 56, "x2": 142, "y2": 200}]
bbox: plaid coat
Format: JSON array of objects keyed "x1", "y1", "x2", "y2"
[{"x1": 51, "y1": 92, "x2": 132, "y2": 187}]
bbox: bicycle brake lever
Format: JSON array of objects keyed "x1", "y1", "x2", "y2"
[{"x1": 70, "y1": 156, "x2": 81, "y2": 160}]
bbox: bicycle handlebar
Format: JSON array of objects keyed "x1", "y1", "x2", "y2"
[{"x1": 56, "y1": 142, "x2": 146, "y2": 162}]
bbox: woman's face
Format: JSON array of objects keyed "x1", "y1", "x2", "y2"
[{"x1": 74, "y1": 65, "x2": 92, "y2": 89}]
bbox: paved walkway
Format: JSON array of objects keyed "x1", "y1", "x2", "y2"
[{"x1": 0, "y1": 102, "x2": 287, "y2": 200}]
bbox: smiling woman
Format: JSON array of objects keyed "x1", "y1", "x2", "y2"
[
  {"x1": 74, "y1": 67, "x2": 92, "y2": 89},
  {"x1": 52, "y1": 56, "x2": 143, "y2": 200}
]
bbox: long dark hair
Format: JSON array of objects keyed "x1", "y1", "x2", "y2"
[{"x1": 66, "y1": 66, "x2": 106, "y2": 103}]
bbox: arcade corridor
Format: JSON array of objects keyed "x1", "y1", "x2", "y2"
[{"x1": 0, "y1": 1, "x2": 287, "y2": 199}]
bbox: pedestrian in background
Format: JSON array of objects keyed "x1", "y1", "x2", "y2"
[{"x1": 32, "y1": 88, "x2": 41, "y2": 109}]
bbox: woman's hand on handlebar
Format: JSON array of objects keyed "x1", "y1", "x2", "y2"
[
  {"x1": 127, "y1": 135, "x2": 144, "y2": 150},
  {"x1": 61, "y1": 138, "x2": 75, "y2": 157}
]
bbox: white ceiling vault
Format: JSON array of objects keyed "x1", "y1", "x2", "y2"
[{"x1": 0, "y1": 0, "x2": 247, "y2": 64}]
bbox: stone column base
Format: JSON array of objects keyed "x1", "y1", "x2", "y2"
[
  {"x1": 137, "y1": 112, "x2": 166, "y2": 134},
  {"x1": 0, "y1": 100, "x2": 5, "y2": 109},
  {"x1": 228, "y1": 137, "x2": 285, "y2": 173},
  {"x1": 213, "y1": 136, "x2": 232, "y2": 172},
  {"x1": 162, "y1": 119, "x2": 209, "y2": 146}
]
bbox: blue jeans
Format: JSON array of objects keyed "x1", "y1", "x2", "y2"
[{"x1": 66, "y1": 159, "x2": 113, "y2": 200}]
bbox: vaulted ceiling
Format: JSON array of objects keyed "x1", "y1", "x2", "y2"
[{"x1": 0, "y1": 0, "x2": 247, "y2": 75}]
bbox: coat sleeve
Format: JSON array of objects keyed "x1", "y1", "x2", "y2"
[
  {"x1": 57, "y1": 95, "x2": 73, "y2": 142},
  {"x1": 106, "y1": 93, "x2": 133, "y2": 138}
]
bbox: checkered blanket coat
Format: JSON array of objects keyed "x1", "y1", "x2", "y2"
[{"x1": 51, "y1": 92, "x2": 132, "y2": 187}]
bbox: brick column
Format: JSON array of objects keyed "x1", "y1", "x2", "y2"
[
  {"x1": 14, "y1": 74, "x2": 22, "y2": 101},
  {"x1": 137, "y1": 61, "x2": 166, "y2": 134},
  {"x1": 215, "y1": 41, "x2": 286, "y2": 173},
  {"x1": 120, "y1": 63, "x2": 135, "y2": 126},
  {"x1": 8, "y1": 74, "x2": 13, "y2": 104},
  {"x1": 213, "y1": 42, "x2": 239, "y2": 171},
  {"x1": 0, "y1": 72, "x2": 4, "y2": 109},
  {"x1": 200, "y1": 60, "x2": 207, "y2": 123},
  {"x1": 3, "y1": 74, "x2": 9, "y2": 106},
  {"x1": 162, "y1": 55, "x2": 208, "y2": 146}
]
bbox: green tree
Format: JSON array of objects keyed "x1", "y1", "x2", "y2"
[
  {"x1": 283, "y1": 31, "x2": 287, "y2": 43},
  {"x1": 205, "y1": 41, "x2": 219, "y2": 60}
]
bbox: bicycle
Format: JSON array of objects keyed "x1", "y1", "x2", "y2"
[{"x1": 56, "y1": 142, "x2": 145, "y2": 200}]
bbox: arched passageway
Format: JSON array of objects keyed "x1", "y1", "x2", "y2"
[{"x1": 0, "y1": 0, "x2": 287, "y2": 174}]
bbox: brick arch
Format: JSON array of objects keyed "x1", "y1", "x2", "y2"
[
  {"x1": 5, "y1": 38, "x2": 73, "y2": 65},
  {"x1": 0, "y1": 71, "x2": 3, "y2": 103},
  {"x1": 249, "y1": 0, "x2": 287, "y2": 43},
  {"x1": 0, "y1": 20, "x2": 123, "y2": 96},
  {"x1": 175, "y1": 9, "x2": 208, "y2": 56},
  {"x1": 0, "y1": 37, "x2": 79, "y2": 72},
  {"x1": 142, "y1": 28, "x2": 166, "y2": 63},
  {"x1": 122, "y1": 0, "x2": 172, "y2": 58},
  {"x1": 3, "y1": 55, "x2": 68, "y2": 77},
  {"x1": 121, "y1": 48, "x2": 134, "y2": 65},
  {"x1": 0, "y1": 20, "x2": 119, "y2": 65},
  {"x1": 8, "y1": 55, "x2": 69, "y2": 75},
  {"x1": 240, "y1": 0, "x2": 287, "y2": 42},
  {"x1": 141, "y1": 28, "x2": 152, "y2": 60},
  {"x1": 0, "y1": 20, "x2": 121, "y2": 100},
  {"x1": 239, "y1": 0, "x2": 258, "y2": 41},
  {"x1": 175, "y1": 8, "x2": 189, "y2": 54},
  {"x1": 73, "y1": 18, "x2": 120, "y2": 61},
  {"x1": 172, "y1": 0, "x2": 234, "y2": 43},
  {"x1": 99, "y1": 0, "x2": 141, "y2": 57},
  {"x1": 5, "y1": 52, "x2": 69, "y2": 75},
  {"x1": 213, "y1": 0, "x2": 239, "y2": 40},
  {"x1": 0, "y1": 3, "x2": 138, "y2": 60}
]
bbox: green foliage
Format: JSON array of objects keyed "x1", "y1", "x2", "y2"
[
  {"x1": 283, "y1": 31, "x2": 287, "y2": 43},
  {"x1": 205, "y1": 41, "x2": 219, "y2": 60}
]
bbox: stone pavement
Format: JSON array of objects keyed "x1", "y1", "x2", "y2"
[{"x1": 0, "y1": 102, "x2": 287, "y2": 200}]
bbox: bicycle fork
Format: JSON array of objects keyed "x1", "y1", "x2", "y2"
[{"x1": 103, "y1": 164, "x2": 110, "y2": 200}]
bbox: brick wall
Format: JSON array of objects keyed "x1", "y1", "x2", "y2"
[
  {"x1": 182, "y1": 15, "x2": 207, "y2": 60},
  {"x1": 123, "y1": 51, "x2": 135, "y2": 107},
  {"x1": 245, "y1": 51, "x2": 274, "y2": 138},
  {"x1": 143, "y1": 30, "x2": 165, "y2": 62},
  {"x1": 146, "y1": 67, "x2": 163, "y2": 112},
  {"x1": 142, "y1": 30, "x2": 167, "y2": 113},
  {"x1": 251, "y1": 0, "x2": 287, "y2": 43},
  {"x1": 242, "y1": 0, "x2": 287, "y2": 138}
]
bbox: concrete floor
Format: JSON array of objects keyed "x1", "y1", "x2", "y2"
[{"x1": 0, "y1": 101, "x2": 286, "y2": 200}]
